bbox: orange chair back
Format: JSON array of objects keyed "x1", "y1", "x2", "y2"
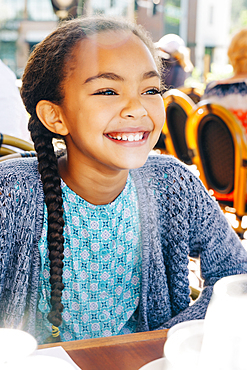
[
  {"x1": 161, "y1": 89, "x2": 195, "y2": 164},
  {"x1": 186, "y1": 101, "x2": 247, "y2": 217}
]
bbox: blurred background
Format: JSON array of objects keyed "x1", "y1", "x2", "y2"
[{"x1": 0, "y1": 0, "x2": 246, "y2": 86}]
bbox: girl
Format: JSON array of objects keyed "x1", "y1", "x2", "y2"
[{"x1": 0, "y1": 16, "x2": 247, "y2": 345}]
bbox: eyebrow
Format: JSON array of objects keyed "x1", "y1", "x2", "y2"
[
  {"x1": 84, "y1": 73, "x2": 124, "y2": 84},
  {"x1": 142, "y1": 70, "x2": 161, "y2": 80},
  {"x1": 83, "y1": 70, "x2": 160, "y2": 85}
]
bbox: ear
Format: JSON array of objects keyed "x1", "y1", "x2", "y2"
[{"x1": 36, "y1": 100, "x2": 69, "y2": 136}]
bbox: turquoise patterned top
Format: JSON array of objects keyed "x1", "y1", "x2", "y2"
[{"x1": 36, "y1": 174, "x2": 142, "y2": 343}]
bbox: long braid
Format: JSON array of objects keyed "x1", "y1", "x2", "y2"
[{"x1": 29, "y1": 114, "x2": 64, "y2": 342}]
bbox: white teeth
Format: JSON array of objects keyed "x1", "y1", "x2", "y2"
[
  {"x1": 108, "y1": 133, "x2": 144, "y2": 141},
  {"x1": 128, "y1": 135, "x2": 134, "y2": 142},
  {"x1": 134, "y1": 134, "x2": 140, "y2": 141}
]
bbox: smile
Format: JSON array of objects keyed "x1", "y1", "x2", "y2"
[{"x1": 106, "y1": 132, "x2": 145, "y2": 142}]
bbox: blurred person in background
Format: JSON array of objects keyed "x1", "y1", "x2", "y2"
[
  {"x1": 155, "y1": 34, "x2": 194, "y2": 89},
  {"x1": 0, "y1": 59, "x2": 30, "y2": 141},
  {"x1": 203, "y1": 28, "x2": 247, "y2": 139}
]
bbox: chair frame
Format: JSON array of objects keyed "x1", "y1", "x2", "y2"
[
  {"x1": 0, "y1": 133, "x2": 34, "y2": 157},
  {"x1": 177, "y1": 86, "x2": 203, "y2": 104},
  {"x1": 0, "y1": 151, "x2": 37, "y2": 163},
  {"x1": 186, "y1": 100, "x2": 247, "y2": 218},
  {"x1": 162, "y1": 89, "x2": 195, "y2": 164}
]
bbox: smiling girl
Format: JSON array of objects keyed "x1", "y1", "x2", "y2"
[{"x1": 0, "y1": 16, "x2": 247, "y2": 345}]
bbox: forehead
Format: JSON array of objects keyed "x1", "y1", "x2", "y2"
[{"x1": 68, "y1": 30, "x2": 157, "y2": 77}]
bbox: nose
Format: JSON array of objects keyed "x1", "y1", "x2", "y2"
[{"x1": 120, "y1": 97, "x2": 148, "y2": 120}]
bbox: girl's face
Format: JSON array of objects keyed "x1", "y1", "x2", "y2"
[{"x1": 60, "y1": 30, "x2": 165, "y2": 173}]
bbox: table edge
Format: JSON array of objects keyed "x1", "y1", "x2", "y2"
[{"x1": 38, "y1": 329, "x2": 168, "y2": 351}]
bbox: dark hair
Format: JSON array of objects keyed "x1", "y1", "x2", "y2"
[{"x1": 21, "y1": 15, "x2": 156, "y2": 343}]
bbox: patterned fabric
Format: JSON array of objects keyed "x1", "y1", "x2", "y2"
[
  {"x1": 203, "y1": 80, "x2": 247, "y2": 137},
  {"x1": 36, "y1": 175, "x2": 141, "y2": 343},
  {"x1": 1, "y1": 155, "x2": 247, "y2": 344}
]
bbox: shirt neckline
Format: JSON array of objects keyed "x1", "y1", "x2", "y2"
[{"x1": 60, "y1": 174, "x2": 132, "y2": 210}]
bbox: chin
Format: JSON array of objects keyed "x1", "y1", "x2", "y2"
[{"x1": 121, "y1": 156, "x2": 149, "y2": 170}]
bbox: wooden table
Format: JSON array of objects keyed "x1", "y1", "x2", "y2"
[{"x1": 39, "y1": 329, "x2": 168, "y2": 370}]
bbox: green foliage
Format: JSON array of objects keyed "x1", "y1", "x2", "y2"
[
  {"x1": 231, "y1": 0, "x2": 247, "y2": 31},
  {"x1": 165, "y1": 15, "x2": 180, "y2": 25},
  {"x1": 240, "y1": 9, "x2": 247, "y2": 26},
  {"x1": 166, "y1": 0, "x2": 181, "y2": 6}
]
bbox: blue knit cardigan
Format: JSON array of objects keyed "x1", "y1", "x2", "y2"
[{"x1": 0, "y1": 154, "x2": 247, "y2": 342}]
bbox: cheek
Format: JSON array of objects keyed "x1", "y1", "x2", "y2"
[{"x1": 153, "y1": 103, "x2": 165, "y2": 130}]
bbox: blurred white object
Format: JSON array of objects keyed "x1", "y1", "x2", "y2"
[
  {"x1": 33, "y1": 346, "x2": 81, "y2": 370},
  {"x1": 21, "y1": 355, "x2": 74, "y2": 370},
  {"x1": 167, "y1": 319, "x2": 204, "y2": 339},
  {"x1": 0, "y1": 60, "x2": 30, "y2": 141},
  {"x1": 155, "y1": 34, "x2": 186, "y2": 55},
  {"x1": 154, "y1": 34, "x2": 193, "y2": 73},
  {"x1": 138, "y1": 357, "x2": 174, "y2": 370},
  {"x1": 4, "y1": 355, "x2": 75, "y2": 370},
  {"x1": 198, "y1": 274, "x2": 247, "y2": 370},
  {"x1": 0, "y1": 328, "x2": 37, "y2": 365},
  {"x1": 164, "y1": 319, "x2": 204, "y2": 370},
  {"x1": 0, "y1": 330, "x2": 80, "y2": 370}
]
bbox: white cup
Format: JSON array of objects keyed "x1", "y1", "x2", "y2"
[
  {"x1": 0, "y1": 328, "x2": 37, "y2": 365},
  {"x1": 164, "y1": 319, "x2": 204, "y2": 370},
  {"x1": 198, "y1": 274, "x2": 247, "y2": 370}
]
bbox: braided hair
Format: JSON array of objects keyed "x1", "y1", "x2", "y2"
[{"x1": 20, "y1": 15, "x2": 156, "y2": 343}]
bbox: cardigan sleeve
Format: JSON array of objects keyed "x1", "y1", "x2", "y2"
[
  {"x1": 157, "y1": 159, "x2": 247, "y2": 329},
  {"x1": 0, "y1": 158, "x2": 43, "y2": 335},
  {"x1": 187, "y1": 174, "x2": 247, "y2": 286},
  {"x1": 132, "y1": 155, "x2": 247, "y2": 331}
]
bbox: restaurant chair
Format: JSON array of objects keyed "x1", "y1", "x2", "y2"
[
  {"x1": 185, "y1": 101, "x2": 247, "y2": 236},
  {"x1": 190, "y1": 286, "x2": 201, "y2": 301},
  {"x1": 159, "y1": 89, "x2": 195, "y2": 165},
  {"x1": 0, "y1": 150, "x2": 37, "y2": 163},
  {"x1": 0, "y1": 133, "x2": 34, "y2": 157},
  {"x1": 177, "y1": 86, "x2": 203, "y2": 104}
]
